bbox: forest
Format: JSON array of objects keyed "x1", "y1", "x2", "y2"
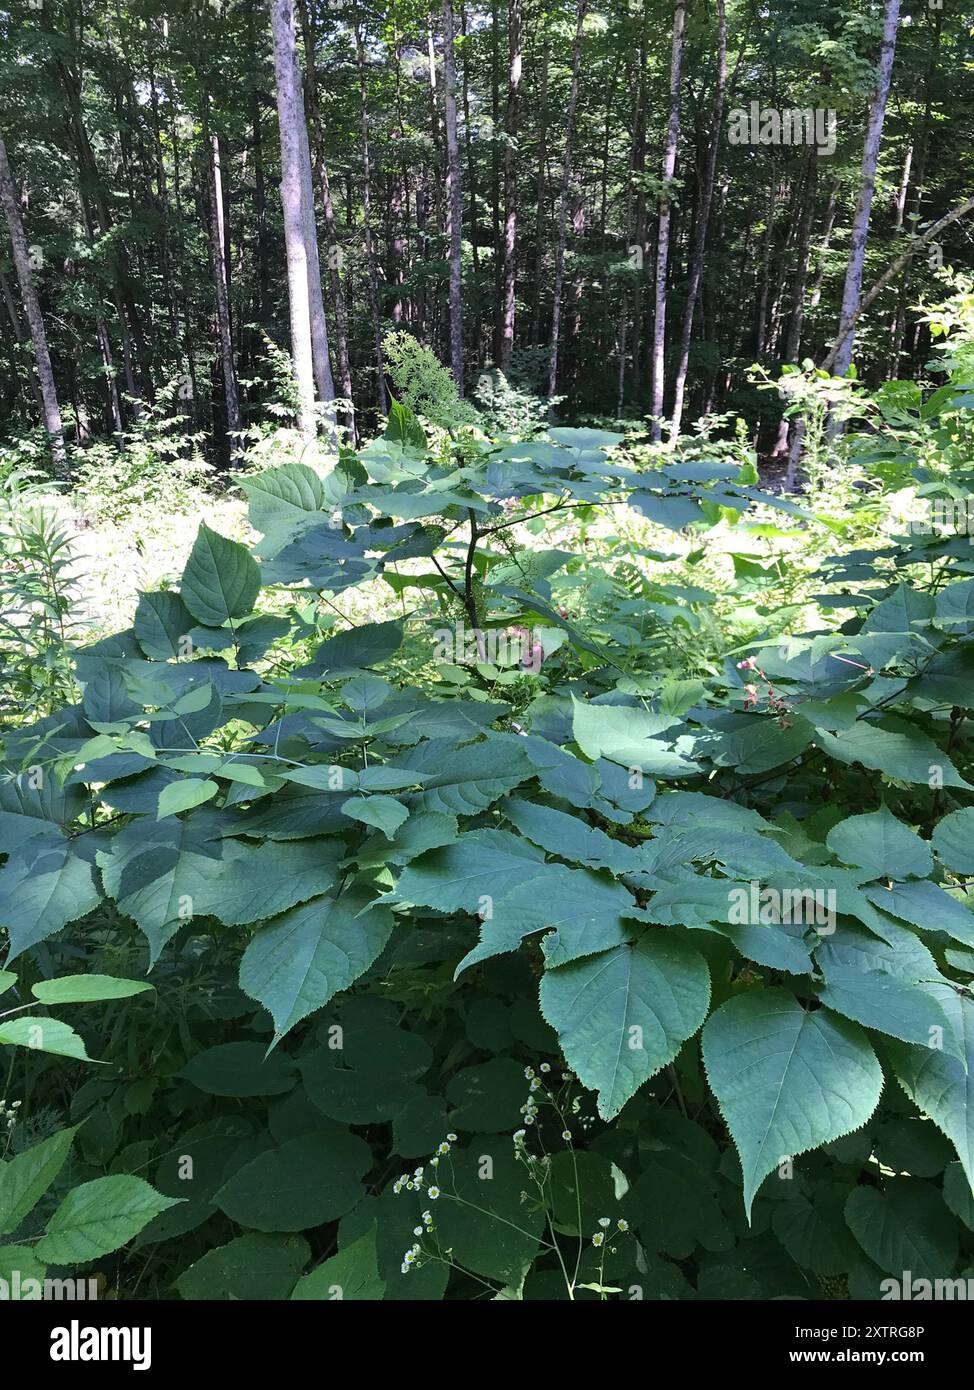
[{"x1": 1, "y1": 0, "x2": 974, "y2": 1329}]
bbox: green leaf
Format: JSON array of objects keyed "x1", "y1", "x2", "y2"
[
  {"x1": 932, "y1": 807, "x2": 974, "y2": 874},
  {"x1": 384, "y1": 395, "x2": 427, "y2": 451},
  {"x1": 844, "y1": 1180, "x2": 959, "y2": 1282},
  {"x1": 944, "y1": 1162, "x2": 974, "y2": 1230},
  {"x1": 214, "y1": 1131, "x2": 370, "y2": 1232},
  {"x1": 890, "y1": 985, "x2": 974, "y2": 1191},
  {"x1": 817, "y1": 919, "x2": 938, "y2": 982},
  {"x1": 540, "y1": 931, "x2": 711, "y2": 1120},
  {"x1": 395, "y1": 736, "x2": 534, "y2": 814},
  {"x1": 291, "y1": 1225, "x2": 385, "y2": 1300},
  {"x1": 702, "y1": 989, "x2": 883, "y2": 1219},
  {"x1": 0, "y1": 1244, "x2": 46, "y2": 1288},
  {"x1": 0, "y1": 1017, "x2": 100, "y2": 1062},
  {"x1": 99, "y1": 822, "x2": 344, "y2": 963},
  {"x1": 96, "y1": 814, "x2": 224, "y2": 965},
  {"x1": 863, "y1": 879, "x2": 974, "y2": 949},
  {"x1": 133, "y1": 591, "x2": 195, "y2": 660},
  {"x1": 458, "y1": 863, "x2": 634, "y2": 975},
  {"x1": 241, "y1": 461, "x2": 330, "y2": 551},
  {"x1": 341, "y1": 794, "x2": 408, "y2": 839},
  {"x1": 179, "y1": 1042, "x2": 296, "y2": 1096},
  {"x1": 177, "y1": 1233, "x2": 309, "y2": 1300},
  {"x1": 428, "y1": 1136, "x2": 545, "y2": 1283},
  {"x1": 446, "y1": 1058, "x2": 527, "y2": 1133},
  {"x1": 303, "y1": 620, "x2": 404, "y2": 679},
  {"x1": 180, "y1": 522, "x2": 260, "y2": 626},
  {"x1": 193, "y1": 839, "x2": 344, "y2": 926},
  {"x1": 772, "y1": 1191, "x2": 860, "y2": 1276},
  {"x1": 812, "y1": 718, "x2": 972, "y2": 790},
  {"x1": 0, "y1": 1127, "x2": 78, "y2": 1237},
  {"x1": 0, "y1": 836, "x2": 101, "y2": 962},
  {"x1": 817, "y1": 967, "x2": 960, "y2": 1058},
  {"x1": 31, "y1": 975, "x2": 155, "y2": 1005},
  {"x1": 571, "y1": 698, "x2": 698, "y2": 776},
  {"x1": 35, "y1": 1176, "x2": 181, "y2": 1263},
  {"x1": 239, "y1": 892, "x2": 393, "y2": 1040},
  {"x1": 826, "y1": 807, "x2": 932, "y2": 880},
  {"x1": 503, "y1": 798, "x2": 643, "y2": 874},
  {"x1": 157, "y1": 777, "x2": 220, "y2": 819},
  {"x1": 395, "y1": 829, "x2": 545, "y2": 913}
]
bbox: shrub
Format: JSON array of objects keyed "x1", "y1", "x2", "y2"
[{"x1": 2, "y1": 401, "x2": 974, "y2": 1299}]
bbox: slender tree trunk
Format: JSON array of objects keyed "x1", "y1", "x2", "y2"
[
  {"x1": 297, "y1": 99, "x2": 336, "y2": 408},
  {"x1": 459, "y1": 4, "x2": 481, "y2": 296},
  {"x1": 442, "y1": 0, "x2": 465, "y2": 392},
  {"x1": 500, "y1": 0, "x2": 522, "y2": 371},
  {"x1": 251, "y1": 88, "x2": 270, "y2": 328},
  {"x1": 270, "y1": 0, "x2": 316, "y2": 436},
  {"x1": 0, "y1": 137, "x2": 67, "y2": 473},
  {"x1": 353, "y1": 11, "x2": 387, "y2": 412},
  {"x1": 529, "y1": 26, "x2": 549, "y2": 348},
  {"x1": 205, "y1": 127, "x2": 243, "y2": 460},
  {"x1": 808, "y1": 179, "x2": 838, "y2": 309},
  {"x1": 296, "y1": 0, "x2": 354, "y2": 434},
  {"x1": 670, "y1": 0, "x2": 726, "y2": 436},
  {"x1": 893, "y1": 141, "x2": 912, "y2": 232},
  {"x1": 754, "y1": 175, "x2": 778, "y2": 359},
  {"x1": 490, "y1": 0, "x2": 502, "y2": 360},
  {"x1": 621, "y1": 0, "x2": 650, "y2": 405},
  {"x1": 831, "y1": 0, "x2": 901, "y2": 377},
  {"x1": 888, "y1": 11, "x2": 940, "y2": 378},
  {"x1": 776, "y1": 154, "x2": 818, "y2": 468},
  {"x1": 547, "y1": 0, "x2": 588, "y2": 400},
  {"x1": 649, "y1": 0, "x2": 686, "y2": 440}
]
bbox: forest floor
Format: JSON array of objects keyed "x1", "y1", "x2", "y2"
[{"x1": 52, "y1": 491, "x2": 251, "y2": 639}]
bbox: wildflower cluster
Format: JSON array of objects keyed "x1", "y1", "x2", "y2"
[
  {"x1": 392, "y1": 1134, "x2": 457, "y2": 1275},
  {"x1": 735, "y1": 655, "x2": 790, "y2": 717},
  {"x1": 1, "y1": 1098, "x2": 21, "y2": 1131},
  {"x1": 591, "y1": 1216, "x2": 630, "y2": 1250}
]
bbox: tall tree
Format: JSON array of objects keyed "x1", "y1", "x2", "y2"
[
  {"x1": 500, "y1": 0, "x2": 522, "y2": 371},
  {"x1": 270, "y1": 0, "x2": 316, "y2": 437},
  {"x1": 670, "y1": 0, "x2": 726, "y2": 435},
  {"x1": 353, "y1": 8, "x2": 388, "y2": 412},
  {"x1": 831, "y1": 0, "x2": 902, "y2": 377},
  {"x1": 649, "y1": 0, "x2": 686, "y2": 440},
  {"x1": 204, "y1": 124, "x2": 243, "y2": 459},
  {"x1": 0, "y1": 136, "x2": 66, "y2": 472},
  {"x1": 442, "y1": 0, "x2": 465, "y2": 393},
  {"x1": 298, "y1": 102, "x2": 336, "y2": 409},
  {"x1": 547, "y1": 0, "x2": 588, "y2": 400}
]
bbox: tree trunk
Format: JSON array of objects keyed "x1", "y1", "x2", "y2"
[
  {"x1": 546, "y1": 0, "x2": 588, "y2": 400},
  {"x1": 442, "y1": 0, "x2": 465, "y2": 393},
  {"x1": 297, "y1": 99, "x2": 336, "y2": 409},
  {"x1": 270, "y1": 0, "x2": 317, "y2": 436},
  {"x1": 353, "y1": 10, "x2": 388, "y2": 413},
  {"x1": 0, "y1": 137, "x2": 67, "y2": 473},
  {"x1": 206, "y1": 127, "x2": 243, "y2": 461},
  {"x1": 670, "y1": 0, "x2": 726, "y2": 436},
  {"x1": 529, "y1": 26, "x2": 549, "y2": 348},
  {"x1": 500, "y1": 0, "x2": 522, "y2": 371},
  {"x1": 649, "y1": 0, "x2": 686, "y2": 440},
  {"x1": 831, "y1": 0, "x2": 901, "y2": 377},
  {"x1": 296, "y1": 0, "x2": 355, "y2": 435}
]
